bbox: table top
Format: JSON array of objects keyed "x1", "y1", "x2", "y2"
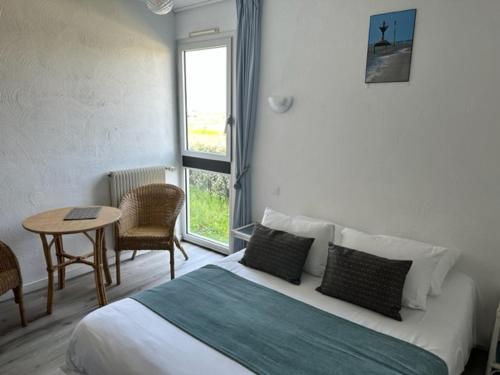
[{"x1": 22, "y1": 206, "x2": 121, "y2": 235}]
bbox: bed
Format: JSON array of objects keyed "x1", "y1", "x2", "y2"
[{"x1": 65, "y1": 250, "x2": 476, "y2": 375}]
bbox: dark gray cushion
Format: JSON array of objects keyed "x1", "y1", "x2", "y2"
[
  {"x1": 240, "y1": 224, "x2": 314, "y2": 285},
  {"x1": 317, "y1": 244, "x2": 412, "y2": 321}
]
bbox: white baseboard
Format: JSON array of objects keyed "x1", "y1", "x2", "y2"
[
  {"x1": 0, "y1": 251, "x2": 149, "y2": 303},
  {"x1": 0, "y1": 265, "x2": 95, "y2": 302}
]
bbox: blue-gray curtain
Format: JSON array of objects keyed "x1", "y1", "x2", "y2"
[{"x1": 233, "y1": 0, "x2": 262, "y2": 251}]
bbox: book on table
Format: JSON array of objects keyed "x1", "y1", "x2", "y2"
[{"x1": 64, "y1": 207, "x2": 102, "y2": 221}]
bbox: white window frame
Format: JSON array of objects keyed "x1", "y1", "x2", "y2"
[
  {"x1": 177, "y1": 37, "x2": 233, "y2": 162},
  {"x1": 177, "y1": 35, "x2": 234, "y2": 254}
]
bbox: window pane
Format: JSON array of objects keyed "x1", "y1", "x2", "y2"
[
  {"x1": 185, "y1": 47, "x2": 227, "y2": 155},
  {"x1": 187, "y1": 168, "x2": 230, "y2": 244}
]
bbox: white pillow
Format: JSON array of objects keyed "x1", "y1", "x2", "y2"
[
  {"x1": 340, "y1": 228, "x2": 445, "y2": 310},
  {"x1": 296, "y1": 215, "x2": 343, "y2": 246},
  {"x1": 429, "y1": 247, "x2": 461, "y2": 295},
  {"x1": 261, "y1": 208, "x2": 292, "y2": 229},
  {"x1": 261, "y1": 208, "x2": 334, "y2": 277},
  {"x1": 375, "y1": 234, "x2": 460, "y2": 296}
]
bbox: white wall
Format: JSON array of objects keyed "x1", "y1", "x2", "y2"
[
  {"x1": 0, "y1": 0, "x2": 178, "y2": 289},
  {"x1": 175, "y1": 0, "x2": 236, "y2": 40},
  {"x1": 253, "y1": 0, "x2": 500, "y2": 346}
]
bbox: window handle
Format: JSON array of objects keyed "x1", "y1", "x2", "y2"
[{"x1": 225, "y1": 116, "x2": 234, "y2": 134}]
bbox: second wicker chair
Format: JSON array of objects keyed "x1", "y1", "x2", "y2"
[
  {"x1": 0, "y1": 241, "x2": 27, "y2": 327},
  {"x1": 115, "y1": 184, "x2": 188, "y2": 284}
]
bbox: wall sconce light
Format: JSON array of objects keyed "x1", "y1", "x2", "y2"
[{"x1": 268, "y1": 96, "x2": 293, "y2": 113}]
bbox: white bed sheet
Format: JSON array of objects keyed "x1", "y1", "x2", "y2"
[{"x1": 65, "y1": 251, "x2": 476, "y2": 375}]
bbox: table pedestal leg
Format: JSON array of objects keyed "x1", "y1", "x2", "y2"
[
  {"x1": 169, "y1": 247, "x2": 175, "y2": 280},
  {"x1": 93, "y1": 228, "x2": 108, "y2": 306},
  {"x1": 102, "y1": 235, "x2": 112, "y2": 286},
  {"x1": 40, "y1": 234, "x2": 54, "y2": 315},
  {"x1": 54, "y1": 235, "x2": 66, "y2": 290}
]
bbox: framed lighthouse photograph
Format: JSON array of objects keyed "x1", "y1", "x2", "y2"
[{"x1": 365, "y1": 9, "x2": 417, "y2": 83}]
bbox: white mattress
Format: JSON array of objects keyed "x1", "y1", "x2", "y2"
[{"x1": 65, "y1": 251, "x2": 476, "y2": 375}]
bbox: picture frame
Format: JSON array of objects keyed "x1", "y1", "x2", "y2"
[{"x1": 365, "y1": 9, "x2": 417, "y2": 83}]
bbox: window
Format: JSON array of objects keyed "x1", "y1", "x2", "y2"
[
  {"x1": 186, "y1": 169, "x2": 230, "y2": 244},
  {"x1": 178, "y1": 37, "x2": 232, "y2": 253},
  {"x1": 184, "y1": 47, "x2": 228, "y2": 156}
]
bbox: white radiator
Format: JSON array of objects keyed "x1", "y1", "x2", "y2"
[{"x1": 108, "y1": 166, "x2": 176, "y2": 207}]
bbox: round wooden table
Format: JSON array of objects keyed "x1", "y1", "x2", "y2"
[{"x1": 22, "y1": 206, "x2": 121, "y2": 314}]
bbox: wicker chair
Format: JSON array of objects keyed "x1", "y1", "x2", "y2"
[
  {"x1": 115, "y1": 184, "x2": 188, "y2": 284},
  {"x1": 0, "y1": 241, "x2": 27, "y2": 326}
]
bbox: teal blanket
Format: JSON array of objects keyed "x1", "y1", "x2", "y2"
[{"x1": 132, "y1": 265, "x2": 447, "y2": 375}]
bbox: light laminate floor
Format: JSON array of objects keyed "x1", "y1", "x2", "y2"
[
  {"x1": 0, "y1": 243, "x2": 223, "y2": 375},
  {"x1": 0, "y1": 243, "x2": 487, "y2": 374}
]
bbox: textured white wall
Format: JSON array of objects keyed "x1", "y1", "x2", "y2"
[
  {"x1": 253, "y1": 0, "x2": 500, "y2": 346},
  {"x1": 0, "y1": 0, "x2": 178, "y2": 287}
]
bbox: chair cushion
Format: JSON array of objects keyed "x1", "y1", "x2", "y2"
[
  {"x1": 122, "y1": 225, "x2": 171, "y2": 238},
  {"x1": 119, "y1": 226, "x2": 172, "y2": 250}
]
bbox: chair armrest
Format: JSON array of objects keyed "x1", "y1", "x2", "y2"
[
  {"x1": 117, "y1": 208, "x2": 137, "y2": 234},
  {"x1": 117, "y1": 197, "x2": 140, "y2": 235}
]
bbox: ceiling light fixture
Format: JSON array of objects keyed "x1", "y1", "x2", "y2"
[{"x1": 145, "y1": 0, "x2": 174, "y2": 15}]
